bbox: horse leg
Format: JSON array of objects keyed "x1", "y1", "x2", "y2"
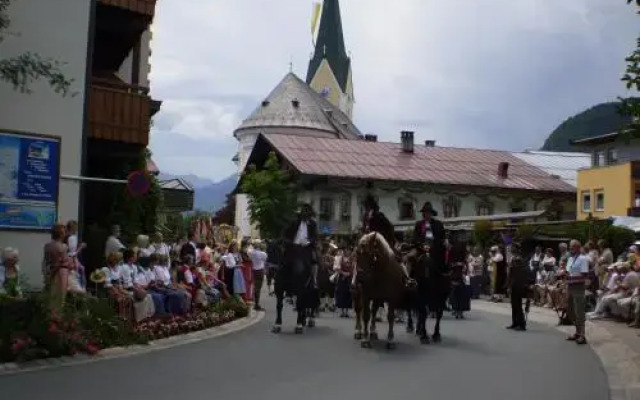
[
  {"x1": 271, "y1": 287, "x2": 284, "y2": 333},
  {"x1": 361, "y1": 298, "x2": 372, "y2": 349},
  {"x1": 418, "y1": 303, "x2": 429, "y2": 344},
  {"x1": 294, "y1": 292, "x2": 305, "y2": 334},
  {"x1": 432, "y1": 307, "x2": 443, "y2": 343},
  {"x1": 369, "y1": 301, "x2": 379, "y2": 341},
  {"x1": 386, "y1": 304, "x2": 396, "y2": 350},
  {"x1": 307, "y1": 290, "x2": 316, "y2": 328},
  {"x1": 406, "y1": 298, "x2": 415, "y2": 333},
  {"x1": 354, "y1": 289, "x2": 363, "y2": 340}
]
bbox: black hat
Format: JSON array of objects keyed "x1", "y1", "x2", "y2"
[
  {"x1": 363, "y1": 194, "x2": 378, "y2": 210},
  {"x1": 419, "y1": 202, "x2": 438, "y2": 216},
  {"x1": 297, "y1": 203, "x2": 315, "y2": 216}
]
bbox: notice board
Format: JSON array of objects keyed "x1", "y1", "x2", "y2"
[{"x1": 0, "y1": 130, "x2": 60, "y2": 230}]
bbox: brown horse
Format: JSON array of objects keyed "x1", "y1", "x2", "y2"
[{"x1": 353, "y1": 232, "x2": 409, "y2": 349}]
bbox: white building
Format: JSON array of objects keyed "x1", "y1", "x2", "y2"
[
  {"x1": 0, "y1": 0, "x2": 159, "y2": 285},
  {"x1": 242, "y1": 132, "x2": 582, "y2": 237}
]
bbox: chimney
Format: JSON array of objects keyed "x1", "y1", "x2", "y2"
[
  {"x1": 498, "y1": 162, "x2": 510, "y2": 179},
  {"x1": 424, "y1": 140, "x2": 435, "y2": 147},
  {"x1": 401, "y1": 131, "x2": 414, "y2": 153},
  {"x1": 261, "y1": 100, "x2": 270, "y2": 107},
  {"x1": 364, "y1": 134, "x2": 377, "y2": 142}
]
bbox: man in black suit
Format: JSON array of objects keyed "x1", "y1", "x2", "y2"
[
  {"x1": 410, "y1": 202, "x2": 446, "y2": 270},
  {"x1": 282, "y1": 203, "x2": 319, "y2": 290},
  {"x1": 507, "y1": 242, "x2": 536, "y2": 331},
  {"x1": 362, "y1": 195, "x2": 396, "y2": 249}
]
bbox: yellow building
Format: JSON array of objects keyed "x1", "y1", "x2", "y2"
[{"x1": 573, "y1": 132, "x2": 640, "y2": 219}]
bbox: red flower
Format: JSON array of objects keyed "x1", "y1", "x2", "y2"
[{"x1": 48, "y1": 322, "x2": 59, "y2": 333}]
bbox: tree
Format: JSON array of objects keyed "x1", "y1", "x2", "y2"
[
  {"x1": 0, "y1": 0, "x2": 73, "y2": 96},
  {"x1": 240, "y1": 152, "x2": 297, "y2": 239},
  {"x1": 619, "y1": 0, "x2": 640, "y2": 137},
  {"x1": 212, "y1": 192, "x2": 235, "y2": 225}
]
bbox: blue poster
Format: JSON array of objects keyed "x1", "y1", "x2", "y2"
[{"x1": 0, "y1": 131, "x2": 59, "y2": 230}]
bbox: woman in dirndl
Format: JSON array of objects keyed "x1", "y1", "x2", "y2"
[
  {"x1": 333, "y1": 247, "x2": 353, "y2": 318},
  {"x1": 449, "y1": 245, "x2": 471, "y2": 319},
  {"x1": 221, "y1": 241, "x2": 246, "y2": 302}
]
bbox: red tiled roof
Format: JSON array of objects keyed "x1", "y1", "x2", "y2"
[{"x1": 261, "y1": 134, "x2": 575, "y2": 193}]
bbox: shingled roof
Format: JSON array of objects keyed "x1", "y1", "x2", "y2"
[
  {"x1": 234, "y1": 72, "x2": 361, "y2": 140},
  {"x1": 254, "y1": 134, "x2": 576, "y2": 194},
  {"x1": 306, "y1": 0, "x2": 351, "y2": 92}
]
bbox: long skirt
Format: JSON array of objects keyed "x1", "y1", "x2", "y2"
[
  {"x1": 131, "y1": 292, "x2": 155, "y2": 322},
  {"x1": 450, "y1": 283, "x2": 471, "y2": 312},
  {"x1": 335, "y1": 275, "x2": 352, "y2": 309},
  {"x1": 494, "y1": 265, "x2": 507, "y2": 296},
  {"x1": 148, "y1": 290, "x2": 168, "y2": 316},
  {"x1": 232, "y1": 267, "x2": 247, "y2": 295},
  {"x1": 241, "y1": 262, "x2": 253, "y2": 301}
]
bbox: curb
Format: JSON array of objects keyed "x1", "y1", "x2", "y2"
[
  {"x1": 0, "y1": 310, "x2": 265, "y2": 377},
  {"x1": 473, "y1": 301, "x2": 640, "y2": 400}
]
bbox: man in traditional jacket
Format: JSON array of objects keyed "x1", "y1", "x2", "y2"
[
  {"x1": 507, "y1": 242, "x2": 535, "y2": 331},
  {"x1": 282, "y1": 203, "x2": 319, "y2": 292},
  {"x1": 410, "y1": 202, "x2": 446, "y2": 270},
  {"x1": 362, "y1": 194, "x2": 396, "y2": 249}
]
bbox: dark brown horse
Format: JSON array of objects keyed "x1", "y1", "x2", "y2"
[{"x1": 353, "y1": 232, "x2": 409, "y2": 349}]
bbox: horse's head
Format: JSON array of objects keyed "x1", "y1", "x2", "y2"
[{"x1": 355, "y1": 232, "x2": 396, "y2": 277}]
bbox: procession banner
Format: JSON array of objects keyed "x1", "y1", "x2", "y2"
[{"x1": 0, "y1": 130, "x2": 60, "y2": 230}]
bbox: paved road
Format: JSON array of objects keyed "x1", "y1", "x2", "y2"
[{"x1": 1, "y1": 295, "x2": 609, "y2": 400}]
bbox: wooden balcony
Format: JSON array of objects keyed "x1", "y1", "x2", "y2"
[
  {"x1": 99, "y1": 0, "x2": 157, "y2": 17},
  {"x1": 88, "y1": 77, "x2": 151, "y2": 146}
]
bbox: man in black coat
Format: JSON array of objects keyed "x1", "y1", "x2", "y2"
[
  {"x1": 410, "y1": 202, "x2": 447, "y2": 270},
  {"x1": 507, "y1": 242, "x2": 536, "y2": 331},
  {"x1": 281, "y1": 203, "x2": 319, "y2": 291},
  {"x1": 362, "y1": 194, "x2": 396, "y2": 249}
]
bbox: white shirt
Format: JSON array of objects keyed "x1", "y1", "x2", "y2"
[
  {"x1": 134, "y1": 267, "x2": 154, "y2": 287},
  {"x1": 294, "y1": 221, "x2": 309, "y2": 245},
  {"x1": 67, "y1": 234, "x2": 79, "y2": 257},
  {"x1": 118, "y1": 263, "x2": 136, "y2": 288},
  {"x1": 153, "y1": 264, "x2": 172, "y2": 286},
  {"x1": 221, "y1": 253, "x2": 239, "y2": 269},
  {"x1": 248, "y1": 248, "x2": 268, "y2": 271},
  {"x1": 102, "y1": 266, "x2": 122, "y2": 288},
  {"x1": 529, "y1": 253, "x2": 542, "y2": 271},
  {"x1": 105, "y1": 235, "x2": 125, "y2": 257}
]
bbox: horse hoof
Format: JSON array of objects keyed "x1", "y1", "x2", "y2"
[
  {"x1": 361, "y1": 340, "x2": 372, "y2": 349},
  {"x1": 307, "y1": 319, "x2": 316, "y2": 328},
  {"x1": 432, "y1": 334, "x2": 441, "y2": 343},
  {"x1": 271, "y1": 325, "x2": 282, "y2": 334},
  {"x1": 386, "y1": 342, "x2": 396, "y2": 350},
  {"x1": 420, "y1": 335, "x2": 430, "y2": 345},
  {"x1": 354, "y1": 332, "x2": 363, "y2": 340},
  {"x1": 294, "y1": 326, "x2": 303, "y2": 334},
  {"x1": 369, "y1": 332, "x2": 378, "y2": 341}
]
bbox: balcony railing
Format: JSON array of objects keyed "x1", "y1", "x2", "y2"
[
  {"x1": 99, "y1": 0, "x2": 157, "y2": 17},
  {"x1": 88, "y1": 77, "x2": 151, "y2": 146}
]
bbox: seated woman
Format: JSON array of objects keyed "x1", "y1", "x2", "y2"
[
  {"x1": 120, "y1": 249, "x2": 155, "y2": 322},
  {"x1": 170, "y1": 259, "x2": 193, "y2": 313},
  {"x1": 134, "y1": 253, "x2": 167, "y2": 316},
  {"x1": 151, "y1": 255, "x2": 189, "y2": 315},
  {"x1": 197, "y1": 253, "x2": 229, "y2": 301},
  {"x1": 101, "y1": 252, "x2": 134, "y2": 320},
  {"x1": 0, "y1": 247, "x2": 23, "y2": 298}
]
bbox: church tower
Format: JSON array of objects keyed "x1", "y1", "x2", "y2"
[{"x1": 306, "y1": 0, "x2": 354, "y2": 119}]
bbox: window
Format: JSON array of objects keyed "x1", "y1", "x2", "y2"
[
  {"x1": 595, "y1": 190, "x2": 605, "y2": 212},
  {"x1": 581, "y1": 191, "x2": 591, "y2": 212},
  {"x1": 399, "y1": 201, "x2": 415, "y2": 220},
  {"x1": 442, "y1": 196, "x2": 460, "y2": 219},
  {"x1": 338, "y1": 194, "x2": 351, "y2": 223},
  {"x1": 319, "y1": 198, "x2": 334, "y2": 221},
  {"x1": 607, "y1": 148, "x2": 618, "y2": 165},
  {"x1": 592, "y1": 150, "x2": 606, "y2": 167},
  {"x1": 476, "y1": 200, "x2": 493, "y2": 216}
]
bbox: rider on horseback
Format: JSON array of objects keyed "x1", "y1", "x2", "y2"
[
  {"x1": 362, "y1": 194, "x2": 396, "y2": 249},
  {"x1": 408, "y1": 202, "x2": 446, "y2": 271}
]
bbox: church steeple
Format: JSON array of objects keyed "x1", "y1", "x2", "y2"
[{"x1": 306, "y1": 0, "x2": 354, "y2": 119}]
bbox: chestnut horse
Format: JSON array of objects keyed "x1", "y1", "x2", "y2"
[{"x1": 352, "y1": 232, "x2": 410, "y2": 349}]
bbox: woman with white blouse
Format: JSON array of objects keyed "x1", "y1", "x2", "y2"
[
  {"x1": 66, "y1": 220, "x2": 86, "y2": 294},
  {"x1": 221, "y1": 242, "x2": 246, "y2": 300}
]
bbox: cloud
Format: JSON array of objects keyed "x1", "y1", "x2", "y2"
[{"x1": 149, "y1": 0, "x2": 638, "y2": 179}]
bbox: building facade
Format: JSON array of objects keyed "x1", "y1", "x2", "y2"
[
  {"x1": 0, "y1": 0, "x2": 160, "y2": 285},
  {"x1": 573, "y1": 132, "x2": 640, "y2": 219},
  {"x1": 241, "y1": 133, "x2": 580, "y2": 237}
]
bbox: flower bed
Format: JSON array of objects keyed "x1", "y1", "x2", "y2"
[{"x1": 0, "y1": 293, "x2": 249, "y2": 363}]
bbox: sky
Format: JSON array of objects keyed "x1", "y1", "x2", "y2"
[{"x1": 148, "y1": 0, "x2": 638, "y2": 182}]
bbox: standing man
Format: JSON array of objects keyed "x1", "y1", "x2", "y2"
[
  {"x1": 507, "y1": 242, "x2": 535, "y2": 331},
  {"x1": 362, "y1": 195, "x2": 396, "y2": 248},
  {"x1": 410, "y1": 202, "x2": 446, "y2": 271},
  {"x1": 564, "y1": 239, "x2": 590, "y2": 345},
  {"x1": 248, "y1": 240, "x2": 268, "y2": 311}
]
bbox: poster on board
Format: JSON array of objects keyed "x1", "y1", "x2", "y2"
[{"x1": 0, "y1": 130, "x2": 60, "y2": 230}]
